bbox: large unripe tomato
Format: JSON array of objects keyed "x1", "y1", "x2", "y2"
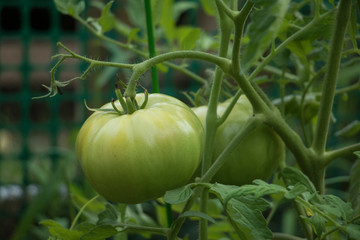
[
  {"x1": 76, "y1": 93, "x2": 204, "y2": 204},
  {"x1": 192, "y1": 95, "x2": 284, "y2": 186}
]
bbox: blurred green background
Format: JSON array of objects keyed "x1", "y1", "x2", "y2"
[
  {"x1": 0, "y1": 1, "x2": 206, "y2": 239},
  {"x1": 0, "y1": 0, "x2": 359, "y2": 239}
]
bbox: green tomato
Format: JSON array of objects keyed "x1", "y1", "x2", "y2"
[
  {"x1": 192, "y1": 95, "x2": 284, "y2": 186},
  {"x1": 76, "y1": 93, "x2": 204, "y2": 204}
]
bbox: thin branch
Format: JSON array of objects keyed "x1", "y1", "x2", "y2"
[
  {"x1": 312, "y1": 0, "x2": 352, "y2": 154},
  {"x1": 248, "y1": 11, "x2": 334, "y2": 82},
  {"x1": 56, "y1": 42, "x2": 134, "y2": 69},
  {"x1": 200, "y1": 114, "x2": 265, "y2": 183},
  {"x1": 324, "y1": 142, "x2": 360, "y2": 165},
  {"x1": 115, "y1": 223, "x2": 170, "y2": 236},
  {"x1": 273, "y1": 232, "x2": 306, "y2": 240}
]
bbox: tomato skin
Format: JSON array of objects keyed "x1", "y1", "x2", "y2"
[
  {"x1": 192, "y1": 95, "x2": 285, "y2": 186},
  {"x1": 76, "y1": 93, "x2": 204, "y2": 204}
]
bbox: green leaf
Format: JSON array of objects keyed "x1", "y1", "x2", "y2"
[
  {"x1": 126, "y1": 1, "x2": 145, "y2": 30},
  {"x1": 127, "y1": 28, "x2": 141, "y2": 44},
  {"x1": 343, "y1": 224, "x2": 360, "y2": 239},
  {"x1": 285, "y1": 40, "x2": 312, "y2": 65},
  {"x1": 48, "y1": 226, "x2": 83, "y2": 240},
  {"x1": 281, "y1": 167, "x2": 317, "y2": 194},
  {"x1": 160, "y1": 0, "x2": 175, "y2": 44},
  {"x1": 97, "y1": 1, "x2": 115, "y2": 34},
  {"x1": 284, "y1": 183, "x2": 308, "y2": 199},
  {"x1": 314, "y1": 195, "x2": 354, "y2": 221},
  {"x1": 227, "y1": 198, "x2": 273, "y2": 240},
  {"x1": 179, "y1": 211, "x2": 216, "y2": 224},
  {"x1": 176, "y1": 27, "x2": 201, "y2": 50},
  {"x1": 234, "y1": 195, "x2": 271, "y2": 212},
  {"x1": 349, "y1": 158, "x2": 360, "y2": 214},
  {"x1": 97, "y1": 203, "x2": 118, "y2": 225},
  {"x1": 210, "y1": 181, "x2": 286, "y2": 205},
  {"x1": 208, "y1": 221, "x2": 235, "y2": 239},
  {"x1": 307, "y1": 213, "x2": 326, "y2": 237},
  {"x1": 335, "y1": 120, "x2": 360, "y2": 138},
  {"x1": 151, "y1": 0, "x2": 164, "y2": 25},
  {"x1": 347, "y1": 0, "x2": 358, "y2": 50},
  {"x1": 250, "y1": 180, "x2": 287, "y2": 198},
  {"x1": 199, "y1": 0, "x2": 217, "y2": 16},
  {"x1": 297, "y1": 13, "x2": 335, "y2": 42},
  {"x1": 81, "y1": 225, "x2": 118, "y2": 240},
  {"x1": 73, "y1": 222, "x2": 96, "y2": 232},
  {"x1": 210, "y1": 183, "x2": 240, "y2": 202},
  {"x1": 242, "y1": 0, "x2": 290, "y2": 69},
  {"x1": 270, "y1": 173, "x2": 286, "y2": 204},
  {"x1": 164, "y1": 184, "x2": 193, "y2": 204},
  {"x1": 54, "y1": 0, "x2": 85, "y2": 17},
  {"x1": 40, "y1": 219, "x2": 65, "y2": 229}
]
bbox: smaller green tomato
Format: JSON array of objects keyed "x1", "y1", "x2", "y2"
[
  {"x1": 76, "y1": 93, "x2": 204, "y2": 204},
  {"x1": 192, "y1": 95, "x2": 285, "y2": 186}
]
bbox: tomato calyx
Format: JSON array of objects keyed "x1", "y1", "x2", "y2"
[{"x1": 85, "y1": 83, "x2": 149, "y2": 115}]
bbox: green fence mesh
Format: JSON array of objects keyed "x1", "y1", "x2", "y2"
[
  {"x1": 0, "y1": 0, "x2": 90, "y2": 238},
  {"x1": 0, "y1": 1, "x2": 202, "y2": 239}
]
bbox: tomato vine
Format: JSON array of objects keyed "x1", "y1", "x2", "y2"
[{"x1": 38, "y1": 0, "x2": 360, "y2": 239}]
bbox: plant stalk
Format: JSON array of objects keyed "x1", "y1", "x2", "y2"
[
  {"x1": 312, "y1": 0, "x2": 352, "y2": 155},
  {"x1": 124, "y1": 51, "x2": 231, "y2": 98},
  {"x1": 198, "y1": 1, "x2": 234, "y2": 238},
  {"x1": 144, "y1": 0, "x2": 160, "y2": 93}
]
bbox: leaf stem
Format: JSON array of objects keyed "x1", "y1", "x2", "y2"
[
  {"x1": 324, "y1": 143, "x2": 360, "y2": 165},
  {"x1": 312, "y1": 0, "x2": 352, "y2": 154},
  {"x1": 272, "y1": 232, "x2": 306, "y2": 240},
  {"x1": 116, "y1": 223, "x2": 170, "y2": 236},
  {"x1": 56, "y1": 42, "x2": 135, "y2": 69},
  {"x1": 299, "y1": 67, "x2": 326, "y2": 147},
  {"x1": 248, "y1": 11, "x2": 334, "y2": 82},
  {"x1": 69, "y1": 195, "x2": 100, "y2": 231}
]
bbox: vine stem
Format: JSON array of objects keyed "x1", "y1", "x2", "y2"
[
  {"x1": 56, "y1": 42, "x2": 135, "y2": 70},
  {"x1": 272, "y1": 233, "x2": 306, "y2": 240},
  {"x1": 324, "y1": 143, "x2": 360, "y2": 165},
  {"x1": 124, "y1": 51, "x2": 231, "y2": 98},
  {"x1": 248, "y1": 10, "x2": 334, "y2": 82},
  {"x1": 198, "y1": 1, "x2": 234, "y2": 238},
  {"x1": 312, "y1": 0, "x2": 353, "y2": 155},
  {"x1": 69, "y1": 195, "x2": 100, "y2": 230},
  {"x1": 115, "y1": 223, "x2": 170, "y2": 236}
]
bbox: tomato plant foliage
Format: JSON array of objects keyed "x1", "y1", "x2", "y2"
[{"x1": 39, "y1": 0, "x2": 360, "y2": 239}]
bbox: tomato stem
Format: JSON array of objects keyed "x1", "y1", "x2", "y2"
[
  {"x1": 125, "y1": 97, "x2": 136, "y2": 114},
  {"x1": 311, "y1": 0, "x2": 352, "y2": 155},
  {"x1": 140, "y1": 90, "x2": 149, "y2": 109},
  {"x1": 115, "y1": 84, "x2": 128, "y2": 113},
  {"x1": 111, "y1": 98, "x2": 123, "y2": 115}
]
